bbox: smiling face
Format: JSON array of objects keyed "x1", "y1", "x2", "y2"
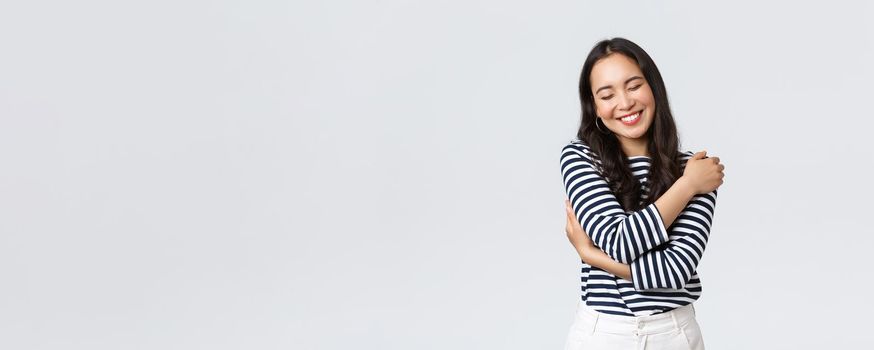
[{"x1": 589, "y1": 53, "x2": 656, "y2": 148}]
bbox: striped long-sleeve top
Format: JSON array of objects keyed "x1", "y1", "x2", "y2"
[{"x1": 560, "y1": 139, "x2": 718, "y2": 317}]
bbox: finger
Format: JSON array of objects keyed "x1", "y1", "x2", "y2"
[
  {"x1": 571, "y1": 214, "x2": 582, "y2": 229},
  {"x1": 710, "y1": 156, "x2": 720, "y2": 164},
  {"x1": 569, "y1": 212, "x2": 584, "y2": 231},
  {"x1": 692, "y1": 150, "x2": 706, "y2": 160},
  {"x1": 719, "y1": 164, "x2": 725, "y2": 171}
]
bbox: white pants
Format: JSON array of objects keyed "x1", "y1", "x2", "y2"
[{"x1": 563, "y1": 300, "x2": 705, "y2": 350}]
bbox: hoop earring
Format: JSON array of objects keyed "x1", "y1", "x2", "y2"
[{"x1": 595, "y1": 117, "x2": 610, "y2": 134}]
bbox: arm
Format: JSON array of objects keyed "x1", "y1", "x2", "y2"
[
  {"x1": 577, "y1": 245, "x2": 633, "y2": 280},
  {"x1": 629, "y1": 190, "x2": 717, "y2": 290},
  {"x1": 561, "y1": 144, "x2": 696, "y2": 263},
  {"x1": 575, "y1": 190, "x2": 717, "y2": 288},
  {"x1": 566, "y1": 199, "x2": 633, "y2": 279}
]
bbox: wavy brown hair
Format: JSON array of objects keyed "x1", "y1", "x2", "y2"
[{"x1": 577, "y1": 38, "x2": 683, "y2": 212}]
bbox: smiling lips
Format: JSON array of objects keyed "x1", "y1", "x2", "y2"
[{"x1": 619, "y1": 110, "x2": 642, "y2": 126}]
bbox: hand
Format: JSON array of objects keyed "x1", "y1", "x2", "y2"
[
  {"x1": 565, "y1": 199, "x2": 595, "y2": 260},
  {"x1": 681, "y1": 150, "x2": 725, "y2": 195}
]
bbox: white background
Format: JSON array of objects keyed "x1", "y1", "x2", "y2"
[{"x1": 1, "y1": 1, "x2": 872, "y2": 349}]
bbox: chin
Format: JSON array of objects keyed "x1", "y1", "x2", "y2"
[
  {"x1": 619, "y1": 132, "x2": 647, "y2": 140},
  {"x1": 619, "y1": 121, "x2": 652, "y2": 139}
]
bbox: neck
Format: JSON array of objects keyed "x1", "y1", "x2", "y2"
[{"x1": 618, "y1": 136, "x2": 649, "y2": 157}]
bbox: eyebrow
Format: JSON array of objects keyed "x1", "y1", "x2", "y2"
[{"x1": 595, "y1": 76, "x2": 644, "y2": 94}]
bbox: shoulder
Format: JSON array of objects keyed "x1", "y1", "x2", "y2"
[
  {"x1": 677, "y1": 150, "x2": 693, "y2": 170},
  {"x1": 561, "y1": 139, "x2": 600, "y2": 164},
  {"x1": 678, "y1": 150, "x2": 694, "y2": 162}
]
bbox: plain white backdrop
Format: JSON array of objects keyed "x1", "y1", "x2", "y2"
[{"x1": 1, "y1": 1, "x2": 873, "y2": 349}]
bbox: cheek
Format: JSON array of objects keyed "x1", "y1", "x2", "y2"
[
  {"x1": 638, "y1": 89, "x2": 655, "y2": 106},
  {"x1": 594, "y1": 100, "x2": 610, "y2": 116}
]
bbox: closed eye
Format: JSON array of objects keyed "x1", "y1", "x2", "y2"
[{"x1": 629, "y1": 84, "x2": 642, "y2": 91}]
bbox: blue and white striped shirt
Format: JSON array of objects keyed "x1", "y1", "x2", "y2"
[{"x1": 560, "y1": 140, "x2": 718, "y2": 317}]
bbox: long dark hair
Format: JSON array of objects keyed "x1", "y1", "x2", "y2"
[{"x1": 577, "y1": 38, "x2": 682, "y2": 212}]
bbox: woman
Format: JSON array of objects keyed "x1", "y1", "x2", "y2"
[{"x1": 559, "y1": 38, "x2": 724, "y2": 350}]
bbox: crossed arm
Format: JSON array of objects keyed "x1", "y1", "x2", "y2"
[
  {"x1": 560, "y1": 145, "x2": 697, "y2": 264},
  {"x1": 566, "y1": 191, "x2": 716, "y2": 290},
  {"x1": 560, "y1": 144, "x2": 718, "y2": 291}
]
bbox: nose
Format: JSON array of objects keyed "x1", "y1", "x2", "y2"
[{"x1": 617, "y1": 93, "x2": 635, "y2": 111}]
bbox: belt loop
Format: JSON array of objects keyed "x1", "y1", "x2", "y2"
[
  {"x1": 691, "y1": 303, "x2": 697, "y2": 316},
  {"x1": 670, "y1": 309, "x2": 680, "y2": 330}
]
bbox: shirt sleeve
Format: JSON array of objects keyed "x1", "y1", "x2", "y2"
[
  {"x1": 560, "y1": 143, "x2": 670, "y2": 264},
  {"x1": 630, "y1": 189, "x2": 717, "y2": 291}
]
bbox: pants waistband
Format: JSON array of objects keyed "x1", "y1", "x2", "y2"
[{"x1": 575, "y1": 300, "x2": 697, "y2": 336}]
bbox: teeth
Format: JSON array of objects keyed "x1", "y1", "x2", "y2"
[{"x1": 621, "y1": 112, "x2": 640, "y2": 122}]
